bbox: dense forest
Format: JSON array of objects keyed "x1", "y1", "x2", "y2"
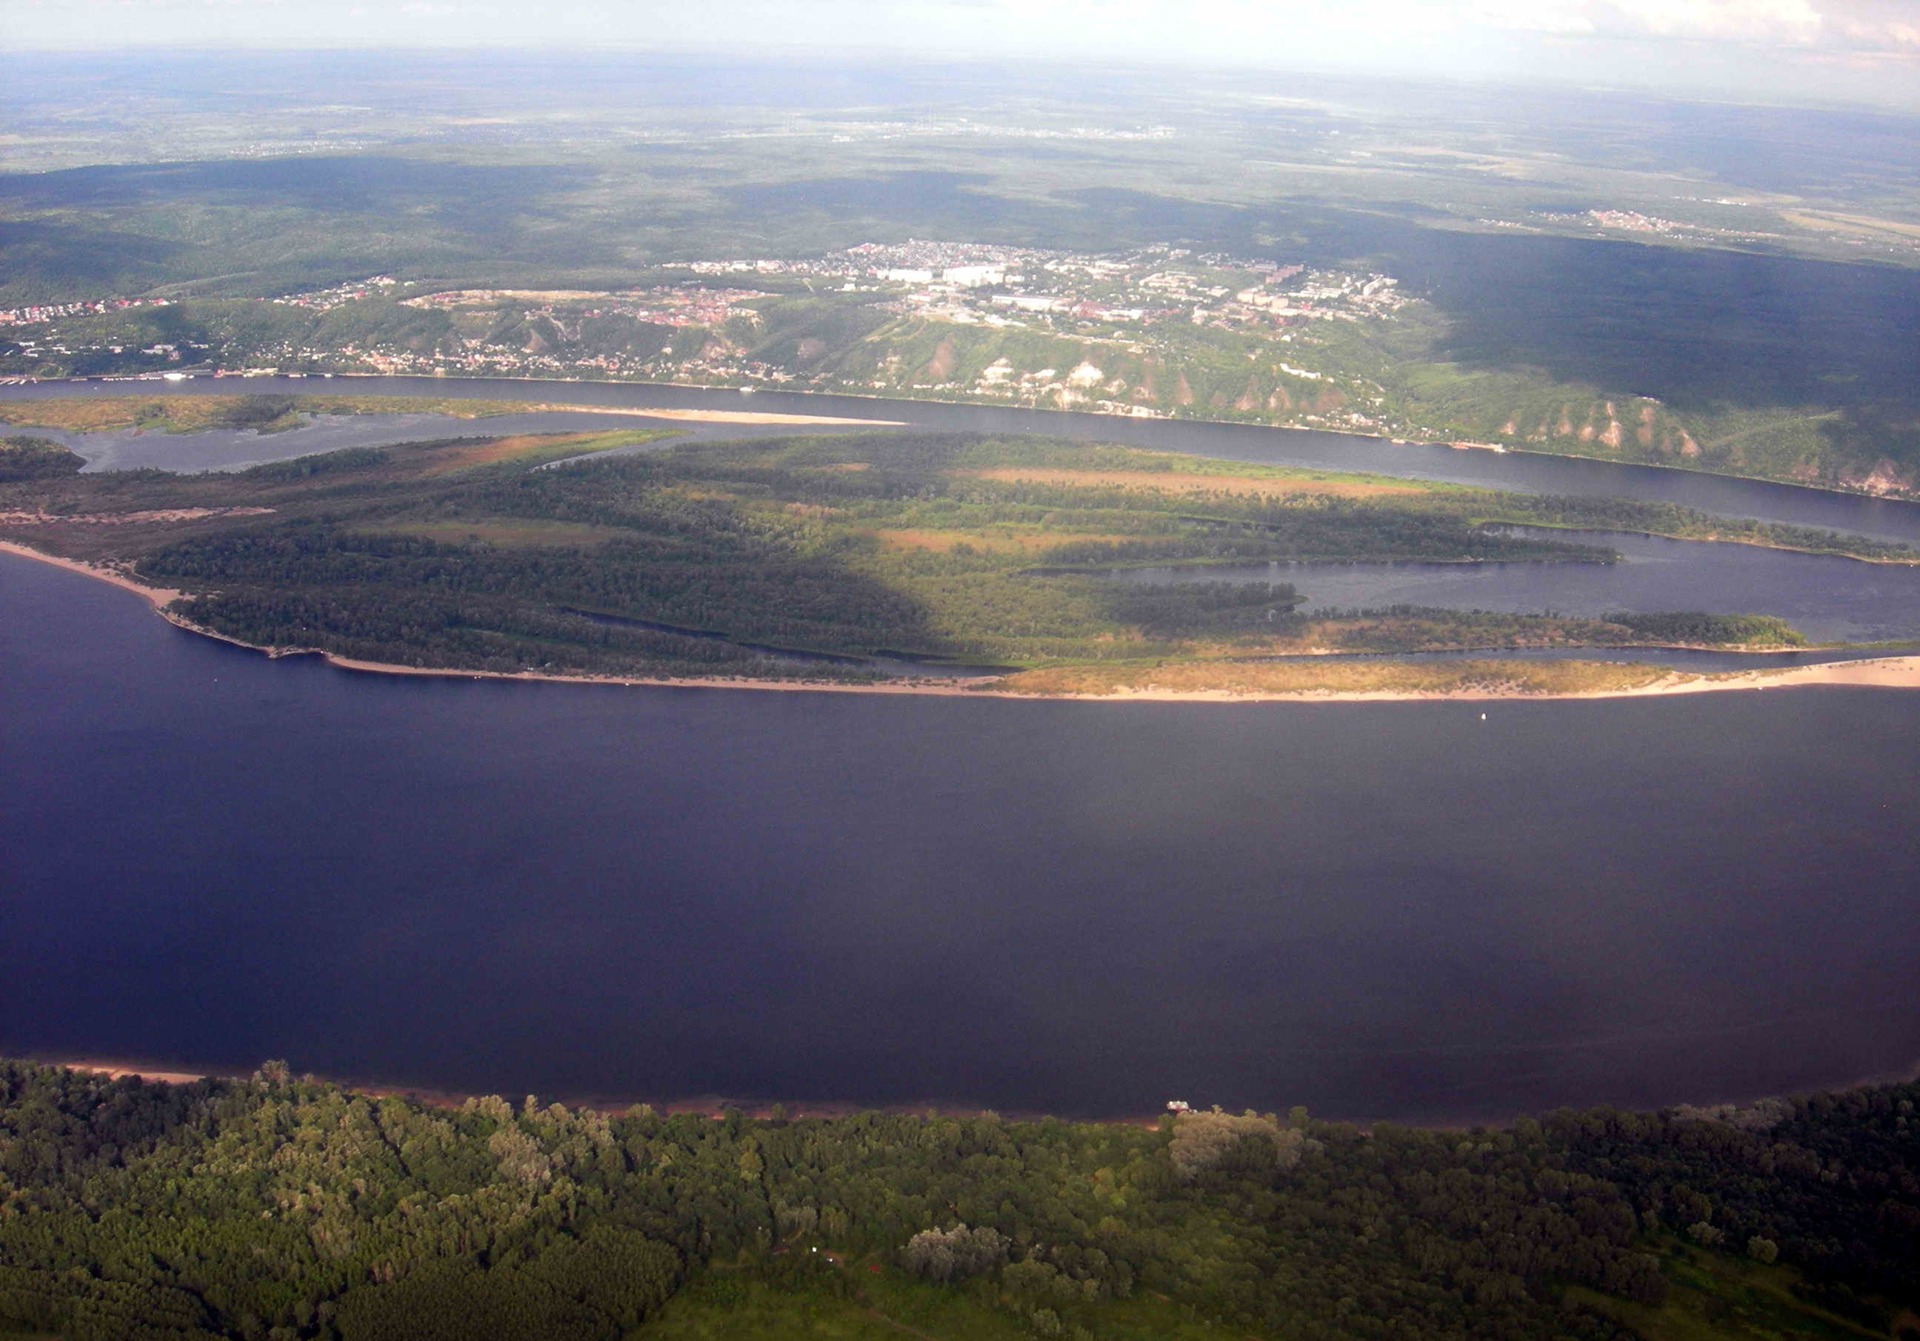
[
  {"x1": 0, "y1": 421, "x2": 1882, "y2": 686},
  {"x1": 0, "y1": 1060, "x2": 1915, "y2": 1341},
  {"x1": 0, "y1": 436, "x2": 84, "y2": 482}
]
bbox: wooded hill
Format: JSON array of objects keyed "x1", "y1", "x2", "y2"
[{"x1": 0, "y1": 1059, "x2": 1915, "y2": 1341}]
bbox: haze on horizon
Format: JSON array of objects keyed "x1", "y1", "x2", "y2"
[{"x1": 4, "y1": 0, "x2": 1920, "y2": 111}]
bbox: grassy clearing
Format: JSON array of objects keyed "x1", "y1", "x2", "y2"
[
  {"x1": 418, "y1": 428, "x2": 665, "y2": 473},
  {"x1": 956, "y1": 466, "x2": 1430, "y2": 498},
  {"x1": 1567, "y1": 1241, "x2": 1889, "y2": 1341},
  {"x1": 872, "y1": 528, "x2": 1135, "y2": 554},
  {"x1": 642, "y1": 1274, "x2": 915, "y2": 1341}
]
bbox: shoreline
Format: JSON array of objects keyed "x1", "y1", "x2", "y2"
[
  {"x1": 33, "y1": 1051, "x2": 1920, "y2": 1132},
  {"x1": 6, "y1": 537, "x2": 1920, "y2": 702},
  {"x1": 0, "y1": 538, "x2": 186, "y2": 608},
  {"x1": 6, "y1": 370, "x2": 1917, "y2": 506},
  {"x1": 523, "y1": 402, "x2": 909, "y2": 428},
  {"x1": 36, "y1": 1056, "x2": 1157, "y2": 1127}
]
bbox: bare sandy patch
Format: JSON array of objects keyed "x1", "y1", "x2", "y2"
[
  {"x1": 528, "y1": 404, "x2": 905, "y2": 427},
  {"x1": 872, "y1": 527, "x2": 1132, "y2": 553},
  {"x1": 925, "y1": 339, "x2": 956, "y2": 381},
  {"x1": 60, "y1": 1059, "x2": 224, "y2": 1086},
  {"x1": 305, "y1": 650, "x2": 1920, "y2": 704},
  {"x1": 0, "y1": 538, "x2": 185, "y2": 607},
  {"x1": 0, "y1": 506, "x2": 273, "y2": 526}
]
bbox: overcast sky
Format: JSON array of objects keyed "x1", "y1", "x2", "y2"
[{"x1": 6, "y1": 0, "x2": 1920, "y2": 109}]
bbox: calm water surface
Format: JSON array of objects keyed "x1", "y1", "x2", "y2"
[
  {"x1": 5, "y1": 551, "x2": 1919, "y2": 1122},
  {"x1": 1112, "y1": 530, "x2": 1920, "y2": 643}
]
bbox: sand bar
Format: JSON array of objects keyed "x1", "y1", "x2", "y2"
[
  {"x1": 0, "y1": 538, "x2": 187, "y2": 608},
  {"x1": 59, "y1": 1059, "x2": 223, "y2": 1087},
  {"x1": 529, "y1": 403, "x2": 906, "y2": 427}
]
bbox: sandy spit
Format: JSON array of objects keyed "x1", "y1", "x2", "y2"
[
  {"x1": 6, "y1": 537, "x2": 1920, "y2": 703},
  {"x1": 0, "y1": 538, "x2": 187, "y2": 607},
  {"x1": 527, "y1": 403, "x2": 907, "y2": 427},
  {"x1": 307, "y1": 653, "x2": 1920, "y2": 702}
]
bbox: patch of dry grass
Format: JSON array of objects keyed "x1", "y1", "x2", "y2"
[
  {"x1": 871, "y1": 527, "x2": 1133, "y2": 553},
  {"x1": 990, "y1": 657, "x2": 1677, "y2": 698},
  {"x1": 956, "y1": 467, "x2": 1428, "y2": 498},
  {"x1": 418, "y1": 430, "x2": 659, "y2": 474}
]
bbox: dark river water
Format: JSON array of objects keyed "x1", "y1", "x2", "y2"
[{"x1": 6, "y1": 550, "x2": 1919, "y2": 1123}]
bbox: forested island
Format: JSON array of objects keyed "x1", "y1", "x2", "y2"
[
  {"x1": 4, "y1": 399, "x2": 1907, "y2": 698},
  {"x1": 0, "y1": 1059, "x2": 1916, "y2": 1341}
]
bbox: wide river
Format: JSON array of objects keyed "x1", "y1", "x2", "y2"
[{"x1": 5, "y1": 550, "x2": 1918, "y2": 1123}]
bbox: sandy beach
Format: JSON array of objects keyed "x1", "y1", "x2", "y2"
[
  {"x1": 6, "y1": 536, "x2": 1920, "y2": 703},
  {"x1": 0, "y1": 538, "x2": 187, "y2": 608},
  {"x1": 57, "y1": 1059, "x2": 222, "y2": 1087},
  {"x1": 528, "y1": 402, "x2": 907, "y2": 427},
  {"x1": 312, "y1": 649, "x2": 1920, "y2": 701}
]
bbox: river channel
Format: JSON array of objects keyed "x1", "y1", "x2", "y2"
[
  {"x1": 8, "y1": 378, "x2": 1920, "y2": 1120},
  {"x1": 4, "y1": 550, "x2": 1918, "y2": 1122}
]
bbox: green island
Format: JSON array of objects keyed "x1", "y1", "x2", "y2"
[
  {"x1": 1, "y1": 1058, "x2": 1917, "y2": 1341},
  {"x1": 3, "y1": 399, "x2": 1901, "y2": 697}
]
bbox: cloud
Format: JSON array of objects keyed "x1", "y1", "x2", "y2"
[
  {"x1": 2, "y1": 0, "x2": 1917, "y2": 105},
  {"x1": 1585, "y1": 0, "x2": 1822, "y2": 42}
]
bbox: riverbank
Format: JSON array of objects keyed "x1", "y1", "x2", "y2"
[
  {"x1": 8, "y1": 538, "x2": 1920, "y2": 702},
  {"x1": 38, "y1": 1056, "x2": 1136, "y2": 1126},
  {"x1": 0, "y1": 538, "x2": 185, "y2": 607},
  {"x1": 524, "y1": 402, "x2": 907, "y2": 428},
  {"x1": 37, "y1": 1051, "x2": 1920, "y2": 1134}
]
